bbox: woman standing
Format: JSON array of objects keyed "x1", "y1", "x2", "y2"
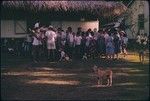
[
  {"x1": 106, "y1": 32, "x2": 114, "y2": 59},
  {"x1": 97, "y1": 30, "x2": 106, "y2": 58}
]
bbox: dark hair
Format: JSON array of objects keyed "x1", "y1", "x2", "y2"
[
  {"x1": 86, "y1": 32, "x2": 89, "y2": 36},
  {"x1": 87, "y1": 28, "x2": 92, "y2": 32},
  {"x1": 67, "y1": 27, "x2": 72, "y2": 31},
  {"x1": 57, "y1": 27, "x2": 61, "y2": 30},
  {"x1": 91, "y1": 31, "x2": 94, "y2": 36},
  {"x1": 123, "y1": 33, "x2": 127, "y2": 37},
  {"x1": 76, "y1": 32, "x2": 80, "y2": 36},
  {"x1": 98, "y1": 29, "x2": 103, "y2": 33},
  {"x1": 81, "y1": 32, "x2": 85, "y2": 36},
  {"x1": 78, "y1": 27, "x2": 82, "y2": 30}
]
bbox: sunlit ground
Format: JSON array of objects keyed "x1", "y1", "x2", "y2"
[{"x1": 1, "y1": 52, "x2": 149, "y2": 100}]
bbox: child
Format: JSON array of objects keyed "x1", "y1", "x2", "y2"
[
  {"x1": 59, "y1": 49, "x2": 70, "y2": 61},
  {"x1": 82, "y1": 53, "x2": 88, "y2": 60},
  {"x1": 139, "y1": 49, "x2": 144, "y2": 64},
  {"x1": 138, "y1": 34, "x2": 147, "y2": 64}
]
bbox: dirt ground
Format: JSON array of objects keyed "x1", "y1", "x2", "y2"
[{"x1": 1, "y1": 53, "x2": 149, "y2": 100}]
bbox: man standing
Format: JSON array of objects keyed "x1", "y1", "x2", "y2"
[
  {"x1": 45, "y1": 26, "x2": 57, "y2": 62},
  {"x1": 31, "y1": 27, "x2": 41, "y2": 63}
]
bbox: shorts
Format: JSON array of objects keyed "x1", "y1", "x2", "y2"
[{"x1": 47, "y1": 42, "x2": 56, "y2": 50}]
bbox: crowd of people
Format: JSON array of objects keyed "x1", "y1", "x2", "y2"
[{"x1": 22, "y1": 22, "x2": 129, "y2": 63}]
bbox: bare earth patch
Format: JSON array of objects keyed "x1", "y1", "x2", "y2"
[{"x1": 1, "y1": 53, "x2": 149, "y2": 100}]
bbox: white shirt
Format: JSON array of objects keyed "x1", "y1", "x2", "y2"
[
  {"x1": 136, "y1": 35, "x2": 141, "y2": 43},
  {"x1": 45, "y1": 30, "x2": 57, "y2": 44},
  {"x1": 34, "y1": 22, "x2": 39, "y2": 28},
  {"x1": 75, "y1": 36, "x2": 82, "y2": 45},
  {"x1": 32, "y1": 34, "x2": 41, "y2": 45},
  {"x1": 61, "y1": 32, "x2": 66, "y2": 40},
  {"x1": 68, "y1": 33, "x2": 74, "y2": 43},
  {"x1": 86, "y1": 36, "x2": 91, "y2": 46},
  {"x1": 123, "y1": 37, "x2": 128, "y2": 44},
  {"x1": 104, "y1": 33, "x2": 109, "y2": 41},
  {"x1": 61, "y1": 51, "x2": 65, "y2": 58}
]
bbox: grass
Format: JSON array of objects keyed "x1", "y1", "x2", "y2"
[{"x1": 1, "y1": 52, "x2": 149, "y2": 100}]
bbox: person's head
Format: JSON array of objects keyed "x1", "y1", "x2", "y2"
[
  {"x1": 93, "y1": 28, "x2": 97, "y2": 32},
  {"x1": 67, "y1": 27, "x2": 72, "y2": 32},
  {"x1": 87, "y1": 28, "x2": 92, "y2": 32},
  {"x1": 57, "y1": 27, "x2": 62, "y2": 31},
  {"x1": 98, "y1": 29, "x2": 103, "y2": 33},
  {"x1": 76, "y1": 32, "x2": 80, "y2": 36},
  {"x1": 120, "y1": 31, "x2": 125, "y2": 36},
  {"x1": 86, "y1": 32, "x2": 89, "y2": 36},
  {"x1": 48, "y1": 25, "x2": 53, "y2": 30},
  {"x1": 78, "y1": 27, "x2": 82, "y2": 31},
  {"x1": 82, "y1": 31, "x2": 86, "y2": 37},
  {"x1": 114, "y1": 32, "x2": 118, "y2": 36},
  {"x1": 72, "y1": 32, "x2": 76, "y2": 36},
  {"x1": 123, "y1": 33, "x2": 127, "y2": 37},
  {"x1": 91, "y1": 31, "x2": 94, "y2": 36}
]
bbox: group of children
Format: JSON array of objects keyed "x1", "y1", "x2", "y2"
[{"x1": 25, "y1": 22, "x2": 129, "y2": 63}]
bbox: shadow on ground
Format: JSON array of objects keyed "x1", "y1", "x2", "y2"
[{"x1": 1, "y1": 53, "x2": 149, "y2": 100}]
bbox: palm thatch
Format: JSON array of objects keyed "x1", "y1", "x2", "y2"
[{"x1": 2, "y1": 1, "x2": 127, "y2": 17}]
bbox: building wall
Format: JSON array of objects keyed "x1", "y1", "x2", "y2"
[
  {"x1": 144, "y1": 1, "x2": 149, "y2": 35},
  {"x1": 51, "y1": 21, "x2": 99, "y2": 32},
  {"x1": 1, "y1": 20, "x2": 99, "y2": 38},
  {"x1": 125, "y1": 0, "x2": 149, "y2": 39},
  {"x1": 1, "y1": 20, "x2": 27, "y2": 38}
]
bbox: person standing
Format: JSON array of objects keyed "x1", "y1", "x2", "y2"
[
  {"x1": 74, "y1": 32, "x2": 82, "y2": 59},
  {"x1": 81, "y1": 32, "x2": 87, "y2": 58},
  {"x1": 122, "y1": 32, "x2": 128, "y2": 57},
  {"x1": 34, "y1": 21, "x2": 40, "y2": 28},
  {"x1": 97, "y1": 30, "x2": 106, "y2": 58},
  {"x1": 106, "y1": 32, "x2": 114, "y2": 59},
  {"x1": 26, "y1": 34, "x2": 32, "y2": 57},
  {"x1": 45, "y1": 26, "x2": 57, "y2": 62},
  {"x1": 113, "y1": 32, "x2": 121, "y2": 59},
  {"x1": 31, "y1": 27, "x2": 41, "y2": 63},
  {"x1": 66, "y1": 27, "x2": 74, "y2": 59}
]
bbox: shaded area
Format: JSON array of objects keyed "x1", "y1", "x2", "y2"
[{"x1": 1, "y1": 53, "x2": 149, "y2": 100}]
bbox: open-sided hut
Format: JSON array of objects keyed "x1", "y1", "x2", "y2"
[{"x1": 1, "y1": 1, "x2": 127, "y2": 38}]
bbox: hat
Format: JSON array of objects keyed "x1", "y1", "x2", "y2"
[
  {"x1": 120, "y1": 31, "x2": 125, "y2": 33},
  {"x1": 49, "y1": 25, "x2": 53, "y2": 28}
]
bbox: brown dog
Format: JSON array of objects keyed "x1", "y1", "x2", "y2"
[{"x1": 92, "y1": 65, "x2": 112, "y2": 86}]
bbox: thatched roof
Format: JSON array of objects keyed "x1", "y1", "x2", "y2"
[{"x1": 2, "y1": 1, "x2": 127, "y2": 18}]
